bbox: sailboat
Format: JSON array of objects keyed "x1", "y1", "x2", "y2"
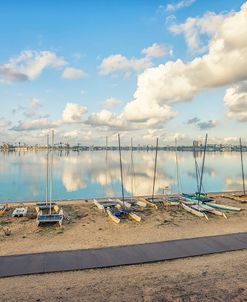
[
  {"x1": 143, "y1": 138, "x2": 164, "y2": 207},
  {"x1": 106, "y1": 134, "x2": 141, "y2": 223},
  {"x1": 117, "y1": 138, "x2": 146, "y2": 208},
  {"x1": 36, "y1": 134, "x2": 57, "y2": 212},
  {"x1": 227, "y1": 138, "x2": 247, "y2": 203},
  {"x1": 0, "y1": 204, "x2": 7, "y2": 216},
  {"x1": 94, "y1": 136, "x2": 118, "y2": 210},
  {"x1": 36, "y1": 130, "x2": 63, "y2": 226}
]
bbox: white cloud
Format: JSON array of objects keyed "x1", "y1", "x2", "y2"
[
  {"x1": 129, "y1": 3, "x2": 247, "y2": 108},
  {"x1": 170, "y1": 11, "x2": 227, "y2": 53},
  {"x1": 98, "y1": 54, "x2": 151, "y2": 75},
  {"x1": 142, "y1": 43, "x2": 172, "y2": 58},
  {"x1": 224, "y1": 82, "x2": 247, "y2": 121},
  {"x1": 166, "y1": 0, "x2": 196, "y2": 12},
  {"x1": 0, "y1": 50, "x2": 66, "y2": 83},
  {"x1": 62, "y1": 67, "x2": 87, "y2": 79},
  {"x1": 62, "y1": 102, "x2": 87, "y2": 123},
  {"x1": 103, "y1": 97, "x2": 122, "y2": 108}
]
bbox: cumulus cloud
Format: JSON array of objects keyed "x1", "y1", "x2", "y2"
[
  {"x1": 128, "y1": 2, "x2": 247, "y2": 110},
  {"x1": 166, "y1": 0, "x2": 196, "y2": 12},
  {"x1": 0, "y1": 50, "x2": 66, "y2": 83},
  {"x1": 142, "y1": 43, "x2": 173, "y2": 58},
  {"x1": 170, "y1": 11, "x2": 227, "y2": 53},
  {"x1": 10, "y1": 118, "x2": 58, "y2": 131},
  {"x1": 61, "y1": 67, "x2": 87, "y2": 79},
  {"x1": 102, "y1": 97, "x2": 122, "y2": 108},
  {"x1": 98, "y1": 54, "x2": 151, "y2": 75},
  {"x1": 62, "y1": 102, "x2": 87, "y2": 123},
  {"x1": 224, "y1": 81, "x2": 247, "y2": 121}
]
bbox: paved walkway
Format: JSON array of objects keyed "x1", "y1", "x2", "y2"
[{"x1": 1, "y1": 232, "x2": 247, "y2": 278}]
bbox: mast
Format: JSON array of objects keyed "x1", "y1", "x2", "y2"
[
  {"x1": 152, "y1": 138, "x2": 159, "y2": 201},
  {"x1": 49, "y1": 130, "x2": 54, "y2": 215},
  {"x1": 240, "y1": 138, "x2": 246, "y2": 195},
  {"x1": 46, "y1": 134, "x2": 49, "y2": 205},
  {"x1": 105, "y1": 136, "x2": 108, "y2": 196},
  {"x1": 118, "y1": 134, "x2": 125, "y2": 208},
  {"x1": 198, "y1": 133, "x2": 208, "y2": 197},
  {"x1": 193, "y1": 146, "x2": 200, "y2": 194},
  {"x1": 130, "y1": 137, "x2": 134, "y2": 201},
  {"x1": 175, "y1": 139, "x2": 181, "y2": 193}
]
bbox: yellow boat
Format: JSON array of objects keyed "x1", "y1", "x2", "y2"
[
  {"x1": 138, "y1": 197, "x2": 158, "y2": 209},
  {"x1": 127, "y1": 212, "x2": 141, "y2": 222},
  {"x1": 0, "y1": 205, "x2": 7, "y2": 216},
  {"x1": 106, "y1": 208, "x2": 120, "y2": 224}
]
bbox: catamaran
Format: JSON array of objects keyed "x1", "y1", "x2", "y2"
[
  {"x1": 36, "y1": 131, "x2": 63, "y2": 227},
  {"x1": 106, "y1": 134, "x2": 141, "y2": 223}
]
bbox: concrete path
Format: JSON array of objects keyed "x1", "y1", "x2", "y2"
[{"x1": 1, "y1": 232, "x2": 247, "y2": 278}]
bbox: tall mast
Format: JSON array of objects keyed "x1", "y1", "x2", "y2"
[
  {"x1": 49, "y1": 130, "x2": 54, "y2": 215},
  {"x1": 152, "y1": 138, "x2": 159, "y2": 201},
  {"x1": 193, "y1": 146, "x2": 200, "y2": 193},
  {"x1": 130, "y1": 137, "x2": 134, "y2": 201},
  {"x1": 105, "y1": 136, "x2": 108, "y2": 195},
  {"x1": 175, "y1": 139, "x2": 181, "y2": 194},
  {"x1": 240, "y1": 138, "x2": 246, "y2": 195},
  {"x1": 118, "y1": 134, "x2": 125, "y2": 207},
  {"x1": 46, "y1": 134, "x2": 49, "y2": 205},
  {"x1": 198, "y1": 133, "x2": 208, "y2": 197}
]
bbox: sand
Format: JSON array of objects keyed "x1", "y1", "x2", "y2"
[{"x1": 0, "y1": 194, "x2": 247, "y2": 301}]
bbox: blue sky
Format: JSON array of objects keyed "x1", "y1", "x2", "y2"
[{"x1": 0, "y1": 0, "x2": 247, "y2": 145}]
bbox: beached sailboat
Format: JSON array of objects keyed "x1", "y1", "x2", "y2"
[
  {"x1": 36, "y1": 131, "x2": 63, "y2": 227},
  {"x1": 117, "y1": 138, "x2": 146, "y2": 208},
  {"x1": 106, "y1": 134, "x2": 141, "y2": 223},
  {"x1": 143, "y1": 138, "x2": 165, "y2": 207},
  {"x1": 36, "y1": 134, "x2": 58, "y2": 213},
  {"x1": 93, "y1": 137, "x2": 119, "y2": 210},
  {"x1": 0, "y1": 204, "x2": 7, "y2": 216}
]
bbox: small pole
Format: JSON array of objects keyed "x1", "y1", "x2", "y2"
[
  {"x1": 152, "y1": 138, "x2": 159, "y2": 202},
  {"x1": 240, "y1": 138, "x2": 246, "y2": 195},
  {"x1": 118, "y1": 134, "x2": 125, "y2": 208}
]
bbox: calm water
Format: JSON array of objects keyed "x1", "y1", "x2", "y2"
[{"x1": 0, "y1": 150, "x2": 245, "y2": 202}]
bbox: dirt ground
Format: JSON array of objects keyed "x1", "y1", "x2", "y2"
[
  {"x1": 0, "y1": 194, "x2": 247, "y2": 256},
  {"x1": 0, "y1": 250, "x2": 247, "y2": 301}
]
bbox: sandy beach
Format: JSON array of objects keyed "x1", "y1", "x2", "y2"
[
  {"x1": 0, "y1": 194, "x2": 247, "y2": 301},
  {"x1": 0, "y1": 194, "x2": 247, "y2": 256}
]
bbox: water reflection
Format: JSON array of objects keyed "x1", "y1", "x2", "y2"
[{"x1": 0, "y1": 150, "x2": 245, "y2": 202}]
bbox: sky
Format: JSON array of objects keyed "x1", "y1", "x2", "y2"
[{"x1": 0, "y1": 0, "x2": 247, "y2": 146}]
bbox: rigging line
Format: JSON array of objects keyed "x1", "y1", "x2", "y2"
[
  {"x1": 152, "y1": 138, "x2": 159, "y2": 201},
  {"x1": 240, "y1": 138, "x2": 246, "y2": 195}
]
